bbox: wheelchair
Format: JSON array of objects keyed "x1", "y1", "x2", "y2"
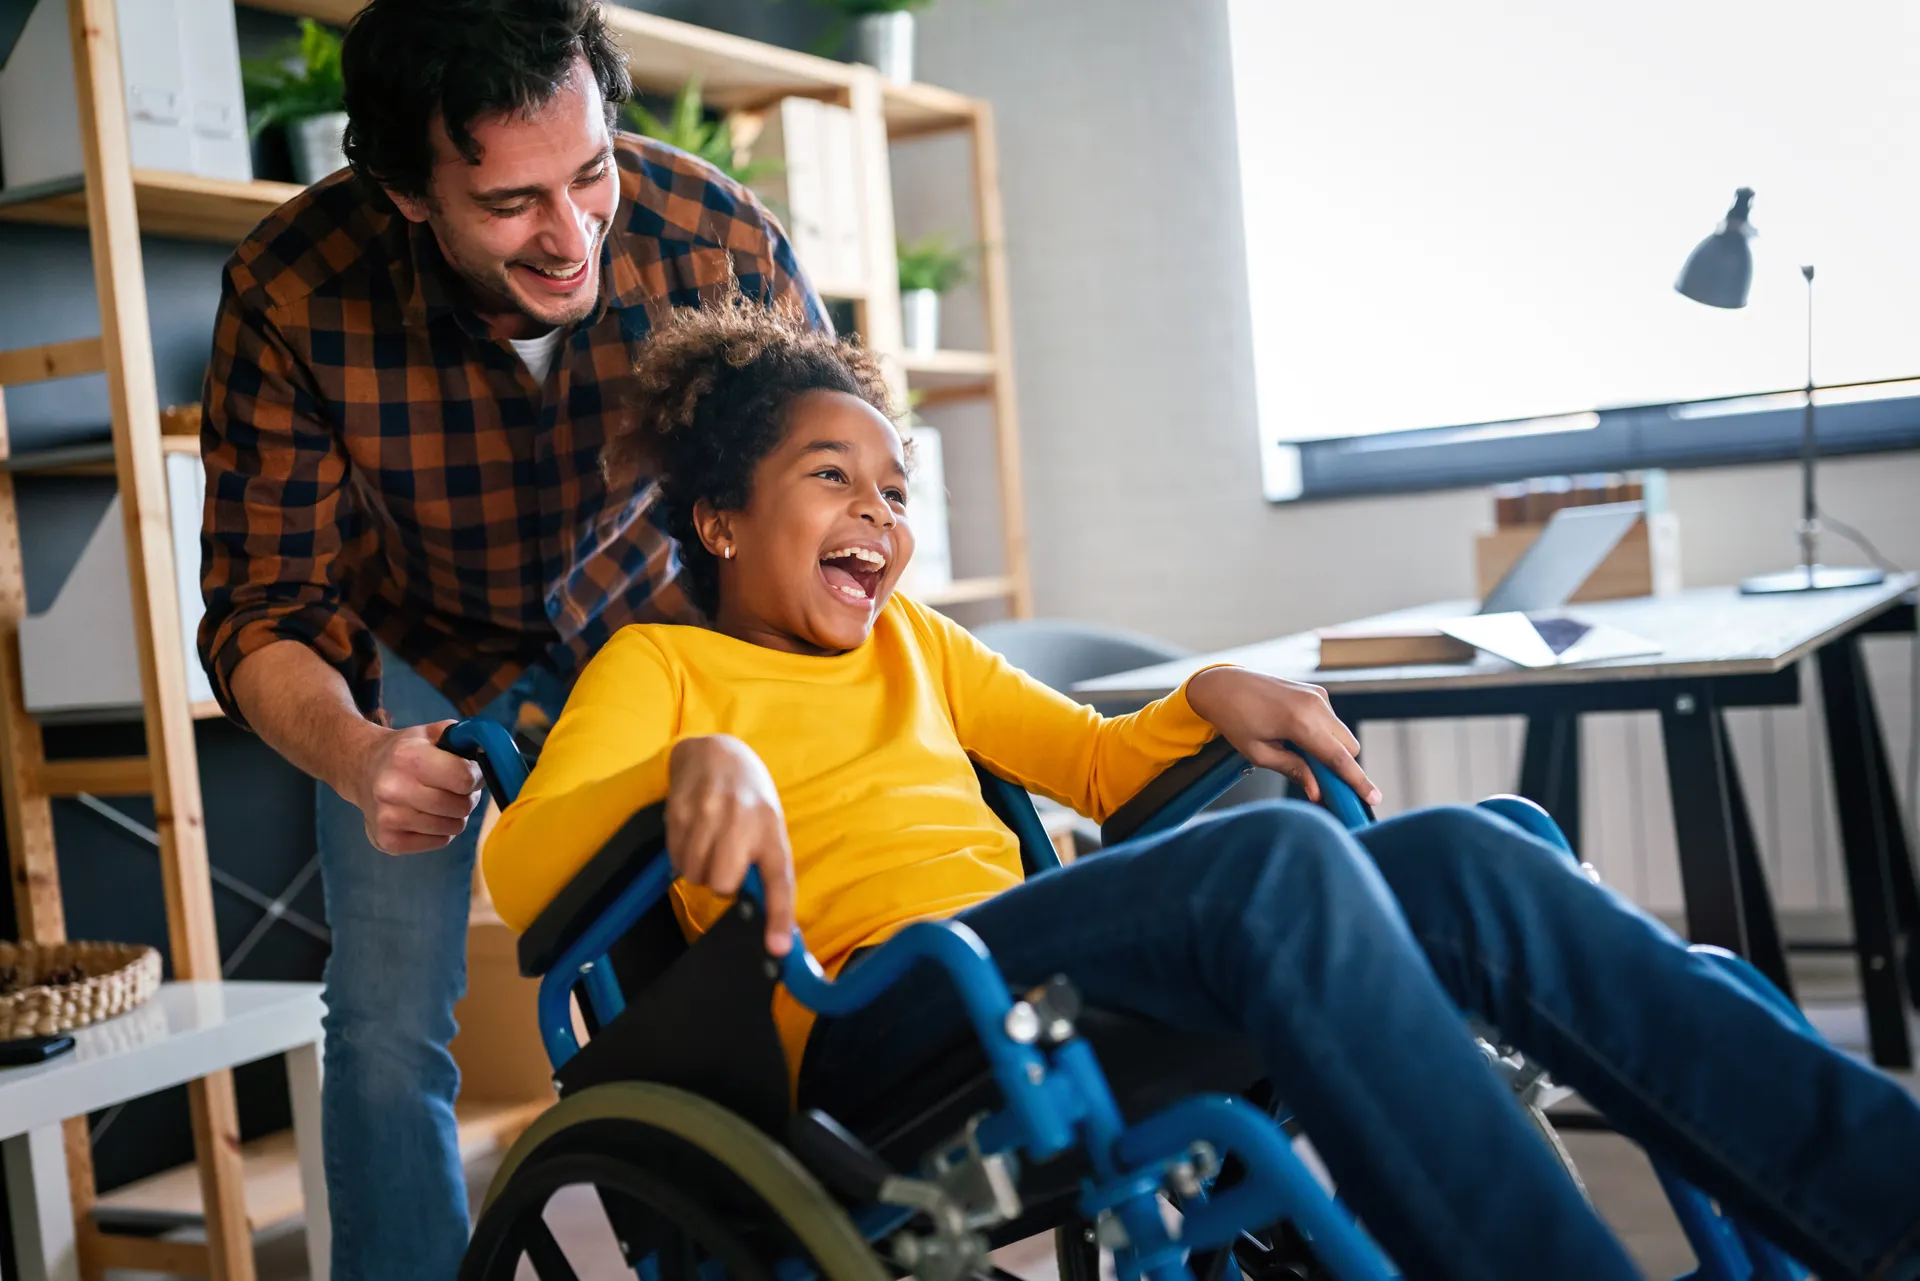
[{"x1": 444, "y1": 719, "x2": 1815, "y2": 1281}]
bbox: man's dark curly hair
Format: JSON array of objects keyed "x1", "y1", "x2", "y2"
[
  {"x1": 340, "y1": 0, "x2": 630, "y2": 201},
  {"x1": 604, "y1": 302, "x2": 897, "y2": 618}
]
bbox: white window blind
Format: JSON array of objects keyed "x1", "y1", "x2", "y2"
[{"x1": 1228, "y1": 0, "x2": 1920, "y2": 490}]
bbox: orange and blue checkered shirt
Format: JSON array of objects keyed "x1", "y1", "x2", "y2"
[{"x1": 198, "y1": 134, "x2": 827, "y2": 726}]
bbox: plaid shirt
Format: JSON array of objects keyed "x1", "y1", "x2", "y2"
[{"x1": 199, "y1": 134, "x2": 827, "y2": 726}]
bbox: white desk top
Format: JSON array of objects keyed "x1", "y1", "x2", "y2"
[
  {"x1": 0, "y1": 982, "x2": 323, "y2": 1137},
  {"x1": 1074, "y1": 577, "x2": 1916, "y2": 703}
]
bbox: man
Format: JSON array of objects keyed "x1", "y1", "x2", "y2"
[{"x1": 197, "y1": 1, "x2": 825, "y2": 1274}]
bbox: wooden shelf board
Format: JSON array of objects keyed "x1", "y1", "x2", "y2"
[
  {"x1": 902, "y1": 349, "x2": 997, "y2": 382},
  {"x1": 239, "y1": 3, "x2": 976, "y2": 133},
  {"x1": 0, "y1": 170, "x2": 304, "y2": 245},
  {"x1": 191, "y1": 700, "x2": 224, "y2": 721},
  {"x1": 93, "y1": 1097, "x2": 550, "y2": 1233},
  {"x1": 883, "y1": 82, "x2": 977, "y2": 138},
  {"x1": 916, "y1": 575, "x2": 1014, "y2": 607}
]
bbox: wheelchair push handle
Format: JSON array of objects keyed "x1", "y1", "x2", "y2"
[{"x1": 436, "y1": 719, "x2": 530, "y2": 809}]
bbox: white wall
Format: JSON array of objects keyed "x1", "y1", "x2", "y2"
[{"x1": 902, "y1": 0, "x2": 1920, "y2": 918}]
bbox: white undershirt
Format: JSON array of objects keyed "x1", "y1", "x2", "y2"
[{"x1": 509, "y1": 329, "x2": 566, "y2": 386}]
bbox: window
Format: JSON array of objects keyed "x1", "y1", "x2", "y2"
[{"x1": 1227, "y1": 0, "x2": 1920, "y2": 500}]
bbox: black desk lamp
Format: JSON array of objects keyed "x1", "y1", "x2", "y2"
[{"x1": 1675, "y1": 187, "x2": 1885, "y2": 594}]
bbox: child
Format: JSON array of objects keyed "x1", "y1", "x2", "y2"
[{"x1": 482, "y1": 302, "x2": 1920, "y2": 1281}]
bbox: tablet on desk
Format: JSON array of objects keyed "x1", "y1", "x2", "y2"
[{"x1": 1437, "y1": 611, "x2": 1663, "y2": 669}]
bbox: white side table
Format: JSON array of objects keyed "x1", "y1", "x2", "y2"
[{"x1": 0, "y1": 981, "x2": 327, "y2": 1281}]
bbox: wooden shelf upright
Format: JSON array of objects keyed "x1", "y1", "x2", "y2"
[
  {"x1": 0, "y1": 1, "x2": 256, "y2": 1278},
  {"x1": 0, "y1": 3, "x2": 1033, "y2": 1271}
]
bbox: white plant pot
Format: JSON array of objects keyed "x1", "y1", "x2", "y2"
[
  {"x1": 901, "y1": 288, "x2": 940, "y2": 354},
  {"x1": 288, "y1": 110, "x2": 348, "y2": 186},
  {"x1": 854, "y1": 12, "x2": 915, "y2": 84}
]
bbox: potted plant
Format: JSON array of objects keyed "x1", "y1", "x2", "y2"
[
  {"x1": 896, "y1": 233, "x2": 972, "y2": 353},
  {"x1": 624, "y1": 77, "x2": 780, "y2": 188},
  {"x1": 817, "y1": 0, "x2": 935, "y2": 84},
  {"x1": 242, "y1": 18, "x2": 346, "y2": 186}
]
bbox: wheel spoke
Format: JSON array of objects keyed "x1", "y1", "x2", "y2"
[{"x1": 522, "y1": 1216, "x2": 582, "y2": 1281}]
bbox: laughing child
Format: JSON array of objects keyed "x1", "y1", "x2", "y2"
[{"x1": 482, "y1": 301, "x2": 1920, "y2": 1281}]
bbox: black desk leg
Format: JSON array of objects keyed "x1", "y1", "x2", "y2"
[
  {"x1": 1816, "y1": 637, "x2": 1915, "y2": 1069},
  {"x1": 1717, "y1": 711, "x2": 1795, "y2": 1002},
  {"x1": 1661, "y1": 688, "x2": 1762, "y2": 966},
  {"x1": 1519, "y1": 713, "x2": 1582, "y2": 856}
]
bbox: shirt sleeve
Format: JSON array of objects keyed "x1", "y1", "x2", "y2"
[
  {"x1": 198, "y1": 268, "x2": 379, "y2": 727},
  {"x1": 717, "y1": 177, "x2": 831, "y2": 334},
  {"x1": 912, "y1": 602, "x2": 1225, "y2": 823},
  {"x1": 482, "y1": 628, "x2": 682, "y2": 931}
]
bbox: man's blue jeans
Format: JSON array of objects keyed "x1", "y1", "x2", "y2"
[
  {"x1": 313, "y1": 649, "x2": 554, "y2": 1280},
  {"x1": 801, "y1": 801, "x2": 1920, "y2": 1281}
]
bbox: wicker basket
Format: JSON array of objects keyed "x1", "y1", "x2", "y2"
[{"x1": 0, "y1": 941, "x2": 162, "y2": 1042}]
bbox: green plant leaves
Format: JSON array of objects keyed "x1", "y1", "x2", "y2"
[
  {"x1": 240, "y1": 17, "x2": 345, "y2": 138},
  {"x1": 897, "y1": 233, "x2": 973, "y2": 294},
  {"x1": 622, "y1": 77, "x2": 781, "y2": 188}
]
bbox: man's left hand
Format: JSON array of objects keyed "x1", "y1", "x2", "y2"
[{"x1": 1185, "y1": 667, "x2": 1381, "y2": 806}]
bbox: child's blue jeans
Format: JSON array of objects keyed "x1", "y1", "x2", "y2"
[{"x1": 800, "y1": 801, "x2": 1920, "y2": 1281}]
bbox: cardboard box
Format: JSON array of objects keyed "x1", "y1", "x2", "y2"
[
  {"x1": 1474, "y1": 512, "x2": 1681, "y2": 604},
  {"x1": 0, "y1": 0, "x2": 251, "y2": 192},
  {"x1": 450, "y1": 910, "x2": 557, "y2": 1107}
]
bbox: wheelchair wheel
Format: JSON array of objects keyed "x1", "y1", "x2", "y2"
[{"x1": 462, "y1": 1082, "x2": 889, "y2": 1281}]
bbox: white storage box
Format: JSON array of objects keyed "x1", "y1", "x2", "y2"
[
  {"x1": 20, "y1": 451, "x2": 214, "y2": 718},
  {"x1": 0, "y1": 0, "x2": 251, "y2": 193}
]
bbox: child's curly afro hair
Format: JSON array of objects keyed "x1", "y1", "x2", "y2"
[{"x1": 604, "y1": 300, "x2": 897, "y2": 618}]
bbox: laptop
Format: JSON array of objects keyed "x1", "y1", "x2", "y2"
[{"x1": 1437, "y1": 502, "x2": 1664, "y2": 668}]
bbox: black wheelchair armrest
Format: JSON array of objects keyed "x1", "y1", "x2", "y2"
[
  {"x1": 1100, "y1": 737, "x2": 1252, "y2": 848},
  {"x1": 516, "y1": 802, "x2": 669, "y2": 978}
]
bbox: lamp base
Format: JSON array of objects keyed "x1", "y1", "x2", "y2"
[{"x1": 1738, "y1": 563, "x2": 1887, "y2": 595}]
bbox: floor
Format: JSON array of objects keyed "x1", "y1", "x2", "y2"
[{"x1": 105, "y1": 961, "x2": 1919, "y2": 1281}]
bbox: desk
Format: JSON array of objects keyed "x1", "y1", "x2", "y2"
[
  {"x1": 0, "y1": 982, "x2": 327, "y2": 1281},
  {"x1": 1077, "y1": 579, "x2": 1920, "y2": 1068}
]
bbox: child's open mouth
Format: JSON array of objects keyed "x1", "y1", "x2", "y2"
[{"x1": 819, "y1": 545, "x2": 887, "y2": 604}]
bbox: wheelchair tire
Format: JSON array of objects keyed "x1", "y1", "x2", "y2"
[
  {"x1": 463, "y1": 1082, "x2": 889, "y2": 1281},
  {"x1": 1055, "y1": 1220, "x2": 1102, "y2": 1281}
]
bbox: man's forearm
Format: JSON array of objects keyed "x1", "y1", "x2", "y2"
[{"x1": 229, "y1": 640, "x2": 386, "y2": 801}]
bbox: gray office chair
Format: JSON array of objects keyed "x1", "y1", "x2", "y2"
[
  {"x1": 970, "y1": 618, "x2": 1190, "y2": 712},
  {"x1": 970, "y1": 619, "x2": 1193, "y2": 855}
]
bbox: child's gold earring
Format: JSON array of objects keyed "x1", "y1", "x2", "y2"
[{"x1": 723, "y1": 545, "x2": 735, "y2": 560}]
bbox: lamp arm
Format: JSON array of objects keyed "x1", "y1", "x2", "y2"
[{"x1": 1800, "y1": 264, "x2": 1818, "y2": 576}]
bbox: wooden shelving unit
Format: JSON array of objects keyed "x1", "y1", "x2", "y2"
[
  {"x1": 0, "y1": 3, "x2": 1031, "y2": 1273},
  {"x1": 0, "y1": 169, "x2": 306, "y2": 243}
]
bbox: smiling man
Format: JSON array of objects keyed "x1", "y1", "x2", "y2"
[{"x1": 196, "y1": 0, "x2": 824, "y2": 1274}]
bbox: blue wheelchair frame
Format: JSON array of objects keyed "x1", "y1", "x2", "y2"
[{"x1": 448, "y1": 718, "x2": 1811, "y2": 1281}]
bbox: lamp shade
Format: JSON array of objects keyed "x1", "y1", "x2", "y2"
[{"x1": 1675, "y1": 187, "x2": 1756, "y2": 309}]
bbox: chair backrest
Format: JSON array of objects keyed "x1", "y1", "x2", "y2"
[{"x1": 970, "y1": 618, "x2": 1189, "y2": 705}]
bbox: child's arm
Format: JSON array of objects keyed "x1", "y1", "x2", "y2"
[
  {"x1": 918, "y1": 605, "x2": 1375, "y2": 821},
  {"x1": 481, "y1": 629, "x2": 681, "y2": 931},
  {"x1": 480, "y1": 631, "x2": 798, "y2": 951}
]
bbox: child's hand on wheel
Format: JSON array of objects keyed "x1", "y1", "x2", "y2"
[
  {"x1": 1185, "y1": 667, "x2": 1381, "y2": 807},
  {"x1": 667, "y1": 735, "x2": 797, "y2": 955}
]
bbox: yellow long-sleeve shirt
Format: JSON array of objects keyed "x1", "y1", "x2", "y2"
[{"x1": 482, "y1": 593, "x2": 1219, "y2": 1079}]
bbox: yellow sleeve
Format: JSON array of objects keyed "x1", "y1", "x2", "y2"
[
  {"x1": 908, "y1": 601, "x2": 1223, "y2": 823},
  {"x1": 481, "y1": 628, "x2": 681, "y2": 931}
]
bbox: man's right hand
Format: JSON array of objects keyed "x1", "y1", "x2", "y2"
[
  {"x1": 350, "y1": 721, "x2": 486, "y2": 855},
  {"x1": 666, "y1": 735, "x2": 796, "y2": 956}
]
